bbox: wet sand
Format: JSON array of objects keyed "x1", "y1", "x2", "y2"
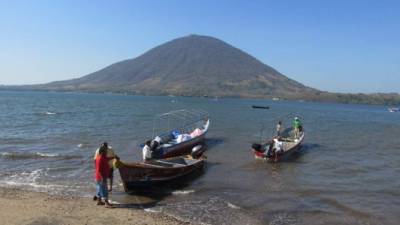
[{"x1": 0, "y1": 187, "x2": 188, "y2": 225}]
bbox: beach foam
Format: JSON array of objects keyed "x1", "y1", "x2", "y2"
[
  {"x1": 226, "y1": 202, "x2": 241, "y2": 209},
  {"x1": 0, "y1": 169, "x2": 83, "y2": 196},
  {"x1": 172, "y1": 189, "x2": 195, "y2": 195},
  {"x1": 144, "y1": 208, "x2": 162, "y2": 213}
]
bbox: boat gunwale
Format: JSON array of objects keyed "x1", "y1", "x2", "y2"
[
  {"x1": 118, "y1": 157, "x2": 205, "y2": 169},
  {"x1": 121, "y1": 162, "x2": 204, "y2": 182}
]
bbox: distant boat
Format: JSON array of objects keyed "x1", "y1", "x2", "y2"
[
  {"x1": 388, "y1": 107, "x2": 399, "y2": 112},
  {"x1": 252, "y1": 105, "x2": 269, "y2": 109},
  {"x1": 116, "y1": 155, "x2": 205, "y2": 192}
]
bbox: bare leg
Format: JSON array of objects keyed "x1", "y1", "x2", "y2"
[{"x1": 108, "y1": 169, "x2": 114, "y2": 192}]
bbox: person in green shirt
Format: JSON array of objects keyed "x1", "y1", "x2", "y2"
[{"x1": 293, "y1": 117, "x2": 302, "y2": 138}]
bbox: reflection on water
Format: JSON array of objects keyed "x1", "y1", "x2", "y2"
[{"x1": 1, "y1": 91, "x2": 400, "y2": 224}]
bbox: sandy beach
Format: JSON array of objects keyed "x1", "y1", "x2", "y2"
[{"x1": 0, "y1": 187, "x2": 188, "y2": 225}]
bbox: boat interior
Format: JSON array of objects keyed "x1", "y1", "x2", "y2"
[
  {"x1": 157, "y1": 120, "x2": 209, "y2": 148},
  {"x1": 261, "y1": 131, "x2": 304, "y2": 153},
  {"x1": 145, "y1": 157, "x2": 198, "y2": 168},
  {"x1": 150, "y1": 110, "x2": 209, "y2": 148}
]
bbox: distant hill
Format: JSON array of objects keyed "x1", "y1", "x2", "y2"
[
  {"x1": 23, "y1": 35, "x2": 318, "y2": 98},
  {"x1": 3, "y1": 34, "x2": 400, "y2": 105}
]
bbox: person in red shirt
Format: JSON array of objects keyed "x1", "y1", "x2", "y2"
[
  {"x1": 93, "y1": 142, "x2": 119, "y2": 192},
  {"x1": 94, "y1": 145, "x2": 113, "y2": 207}
]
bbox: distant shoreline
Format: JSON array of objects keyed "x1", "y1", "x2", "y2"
[{"x1": 0, "y1": 87, "x2": 399, "y2": 106}]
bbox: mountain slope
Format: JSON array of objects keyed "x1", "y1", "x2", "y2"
[{"x1": 37, "y1": 35, "x2": 317, "y2": 98}]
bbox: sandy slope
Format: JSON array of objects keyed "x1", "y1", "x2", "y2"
[{"x1": 0, "y1": 187, "x2": 187, "y2": 225}]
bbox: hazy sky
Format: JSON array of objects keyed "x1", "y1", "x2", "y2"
[{"x1": 0, "y1": 0, "x2": 399, "y2": 93}]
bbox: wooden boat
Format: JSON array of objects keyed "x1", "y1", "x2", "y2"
[
  {"x1": 251, "y1": 130, "x2": 305, "y2": 162},
  {"x1": 116, "y1": 155, "x2": 205, "y2": 192},
  {"x1": 145, "y1": 110, "x2": 210, "y2": 159},
  {"x1": 252, "y1": 105, "x2": 270, "y2": 109}
]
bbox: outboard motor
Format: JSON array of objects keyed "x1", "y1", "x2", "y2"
[
  {"x1": 191, "y1": 145, "x2": 204, "y2": 158},
  {"x1": 251, "y1": 143, "x2": 264, "y2": 152},
  {"x1": 150, "y1": 141, "x2": 163, "y2": 159}
]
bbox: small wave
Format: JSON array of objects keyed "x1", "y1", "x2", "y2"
[
  {"x1": 0, "y1": 137, "x2": 39, "y2": 145},
  {"x1": 226, "y1": 202, "x2": 241, "y2": 209},
  {"x1": 108, "y1": 200, "x2": 121, "y2": 205},
  {"x1": 0, "y1": 151, "x2": 59, "y2": 159},
  {"x1": 0, "y1": 151, "x2": 81, "y2": 160},
  {"x1": 76, "y1": 143, "x2": 93, "y2": 149},
  {"x1": 144, "y1": 208, "x2": 162, "y2": 213},
  {"x1": 36, "y1": 152, "x2": 58, "y2": 157},
  {"x1": 172, "y1": 190, "x2": 195, "y2": 195},
  {"x1": 44, "y1": 111, "x2": 56, "y2": 115},
  {"x1": 0, "y1": 169, "x2": 78, "y2": 196},
  {"x1": 0, "y1": 169, "x2": 46, "y2": 189},
  {"x1": 270, "y1": 213, "x2": 298, "y2": 225},
  {"x1": 160, "y1": 196, "x2": 258, "y2": 225},
  {"x1": 0, "y1": 180, "x2": 67, "y2": 193}
]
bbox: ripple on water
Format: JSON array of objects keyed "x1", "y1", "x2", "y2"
[{"x1": 158, "y1": 196, "x2": 262, "y2": 225}]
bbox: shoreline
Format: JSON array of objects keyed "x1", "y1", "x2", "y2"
[
  {"x1": 0, "y1": 187, "x2": 188, "y2": 225},
  {"x1": 1, "y1": 88, "x2": 399, "y2": 106}
]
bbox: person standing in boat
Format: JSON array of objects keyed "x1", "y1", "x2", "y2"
[
  {"x1": 273, "y1": 138, "x2": 284, "y2": 162},
  {"x1": 93, "y1": 142, "x2": 118, "y2": 192},
  {"x1": 142, "y1": 140, "x2": 152, "y2": 162},
  {"x1": 293, "y1": 117, "x2": 302, "y2": 138},
  {"x1": 94, "y1": 145, "x2": 113, "y2": 207},
  {"x1": 276, "y1": 121, "x2": 283, "y2": 137}
]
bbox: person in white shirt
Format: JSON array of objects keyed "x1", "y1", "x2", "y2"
[
  {"x1": 276, "y1": 121, "x2": 283, "y2": 137},
  {"x1": 142, "y1": 140, "x2": 152, "y2": 162},
  {"x1": 273, "y1": 138, "x2": 284, "y2": 162},
  {"x1": 274, "y1": 139, "x2": 283, "y2": 153}
]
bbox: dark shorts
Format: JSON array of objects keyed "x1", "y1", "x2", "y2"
[{"x1": 109, "y1": 168, "x2": 114, "y2": 179}]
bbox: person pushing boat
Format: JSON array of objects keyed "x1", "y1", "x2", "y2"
[
  {"x1": 93, "y1": 142, "x2": 118, "y2": 192},
  {"x1": 94, "y1": 145, "x2": 113, "y2": 207}
]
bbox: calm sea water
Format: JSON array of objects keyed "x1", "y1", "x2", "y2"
[{"x1": 0, "y1": 90, "x2": 399, "y2": 225}]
